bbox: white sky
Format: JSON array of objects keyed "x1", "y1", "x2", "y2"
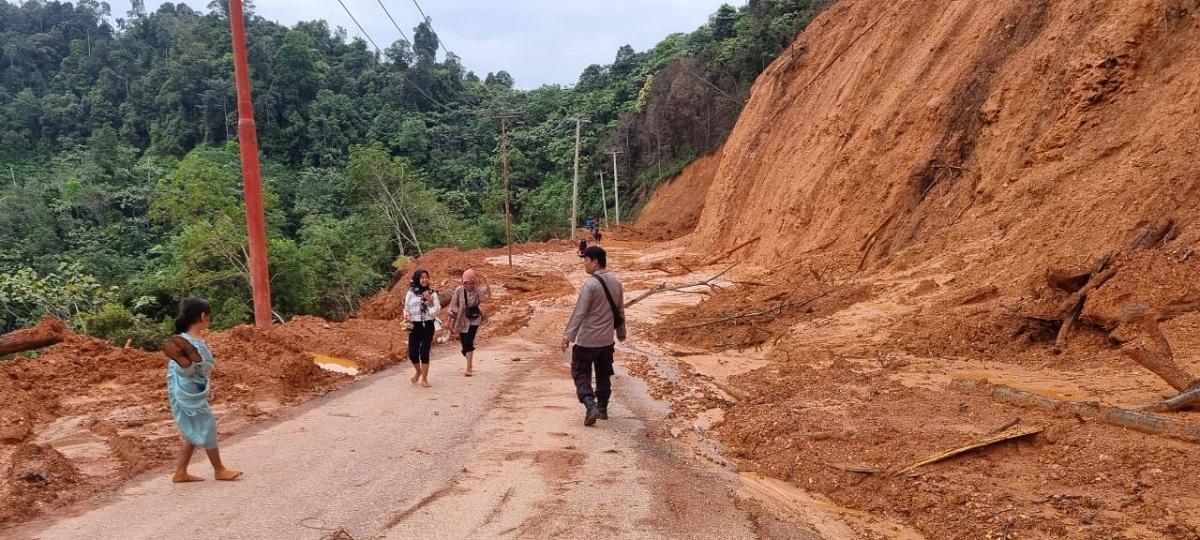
[{"x1": 101, "y1": 0, "x2": 739, "y2": 89}]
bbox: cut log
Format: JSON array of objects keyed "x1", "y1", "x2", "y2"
[
  {"x1": 952, "y1": 379, "x2": 1200, "y2": 443},
  {"x1": 0, "y1": 316, "x2": 68, "y2": 356}
]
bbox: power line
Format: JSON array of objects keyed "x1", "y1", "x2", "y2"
[
  {"x1": 375, "y1": 0, "x2": 412, "y2": 46},
  {"x1": 409, "y1": 0, "x2": 451, "y2": 59},
  {"x1": 336, "y1": 0, "x2": 383, "y2": 54},
  {"x1": 346, "y1": 0, "x2": 452, "y2": 112}
]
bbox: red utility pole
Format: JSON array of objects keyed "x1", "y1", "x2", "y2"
[{"x1": 228, "y1": 0, "x2": 273, "y2": 327}]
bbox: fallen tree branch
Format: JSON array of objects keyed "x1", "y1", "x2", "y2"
[
  {"x1": 952, "y1": 378, "x2": 1200, "y2": 443},
  {"x1": 987, "y1": 417, "x2": 1022, "y2": 435},
  {"x1": 895, "y1": 426, "x2": 1042, "y2": 475},
  {"x1": 623, "y1": 263, "x2": 738, "y2": 308},
  {"x1": 1112, "y1": 303, "x2": 1199, "y2": 394},
  {"x1": 703, "y1": 237, "x2": 761, "y2": 266},
  {"x1": 1142, "y1": 385, "x2": 1200, "y2": 413},
  {"x1": 826, "y1": 463, "x2": 886, "y2": 475}
]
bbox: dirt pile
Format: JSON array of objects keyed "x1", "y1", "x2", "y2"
[
  {"x1": 690, "y1": 0, "x2": 1200, "y2": 295},
  {"x1": 0, "y1": 316, "x2": 413, "y2": 525},
  {"x1": 0, "y1": 241, "x2": 584, "y2": 527},
  {"x1": 628, "y1": 149, "x2": 723, "y2": 241},
  {"x1": 360, "y1": 242, "x2": 574, "y2": 332},
  {"x1": 627, "y1": 0, "x2": 1200, "y2": 537}
]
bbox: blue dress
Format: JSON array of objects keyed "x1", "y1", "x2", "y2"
[{"x1": 166, "y1": 333, "x2": 219, "y2": 449}]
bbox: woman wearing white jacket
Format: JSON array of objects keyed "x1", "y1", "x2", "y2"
[{"x1": 404, "y1": 268, "x2": 441, "y2": 387}]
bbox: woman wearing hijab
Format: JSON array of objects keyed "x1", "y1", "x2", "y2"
[
  {"x1": 404, "y1": 268, "x2": 441, "y2": 387},
  {"x1": 447, "y1": 268, "x2": 491, "y2": 376}
]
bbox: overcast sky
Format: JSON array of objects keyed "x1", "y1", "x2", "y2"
[{"x1": 101, "y1": 0, "x2": 738, "y2": 89}]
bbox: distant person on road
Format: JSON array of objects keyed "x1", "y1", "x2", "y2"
[
  {"x1": 447, "y1": 268, "x2": 491, "y2": 377},
  {"x1": 560, "y1": 246, "x2": 627, "y2": 426},
  {"x1": 578, "y1": 237, "x2": 588, "y2": 256},
  {"x1": 405, "y1": 268, "x2": 441, "y2": 387},
  {"x1": 162, "y1": 297, "x2": 242, "y2": 483}
]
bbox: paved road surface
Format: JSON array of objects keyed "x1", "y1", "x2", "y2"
[{"x1": 10, "y1": 300, "x2": 820, "y2": 540}]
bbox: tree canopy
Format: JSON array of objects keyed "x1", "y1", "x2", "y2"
[{"x1": 0, "y1": 0, "x2": 831, "y2": 339}]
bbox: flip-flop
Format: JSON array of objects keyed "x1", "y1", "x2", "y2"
[{"x1": 464, "y1": 371, "x2": 473, "y2": 377}]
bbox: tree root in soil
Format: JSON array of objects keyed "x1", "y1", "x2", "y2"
[{"x1": 1048, "y1": 217, "x2": 1176, "y2": 352}]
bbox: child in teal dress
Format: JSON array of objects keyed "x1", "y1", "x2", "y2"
[{"x1": 163, "y1": 297, "x2": 242, "y2": 482}]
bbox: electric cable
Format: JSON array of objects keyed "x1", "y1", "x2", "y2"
[
  {"x1": 409, "y1": 0, "x2": 452, "y2": 59},
  {"x1": 375, "y1": 0, "x2": 412, "y2": 45},
  {"x1": 335, "y1": 0, "x2": 383, "y2": 54}
]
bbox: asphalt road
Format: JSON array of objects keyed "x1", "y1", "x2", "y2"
[{"x1": 10, "y1": 306, "x2": 819, "y2": 540}]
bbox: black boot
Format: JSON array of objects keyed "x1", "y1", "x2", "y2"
[
  {"x1": 597, "y1": 398, "x2": 609, "y2": 420},
  {"x1": 582, "y1": 396, "x2": 602, "y2": 426}
]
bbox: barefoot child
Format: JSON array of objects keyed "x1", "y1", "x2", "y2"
[{"x1": 162, "y1": 297, "x2": 242, "y2": 482}]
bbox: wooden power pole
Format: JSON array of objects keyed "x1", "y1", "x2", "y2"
[
  {"x1": 489, "y1": 112, "x2": 518, "y2": 267},
  {"x1": 229, "y1": 0, "x2": 272, "y2": 327},
  {"x1": 569, "y1": 118, "x2": 587, "y2": 234},
  {"x1": 607, "y1": 150, "x2": 624, "y2": 225},
  {"x1": 599, "y1": 170, "x2": 609, "y2": 223}
]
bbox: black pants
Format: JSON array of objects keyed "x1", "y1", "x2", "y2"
[
  {"x1": 408, "y1": 320, "x2": 435, "y2": 364},
  {"x1": 571, "y1": 344, "x2": 614, "y2": 403},
  {"x1": 460, "y1": 324, "x2": 479, "y2": 356}
]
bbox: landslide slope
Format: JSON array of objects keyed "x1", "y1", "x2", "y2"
[
  {"x1": 641, "y1": 1, "x2": 1200, "y2": 537},
  {"x1": 691, "y1": 0, "x2": 1200, "y2": 291},
  {"x1": 632, "y1": 149, "x2": 723, "y2": 241}
]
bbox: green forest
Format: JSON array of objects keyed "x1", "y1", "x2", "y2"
[{"x1": 0, "y1": 0, "x2": 831, "y2": 343}]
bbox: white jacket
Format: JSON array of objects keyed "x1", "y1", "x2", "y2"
[{"x1": 404, "y1": 289, "x2": 441, "y2": 322}]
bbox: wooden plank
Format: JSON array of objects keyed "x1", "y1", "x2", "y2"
[{"x1": 896, "y1": 426, "x2": 1042, "y2": 475}]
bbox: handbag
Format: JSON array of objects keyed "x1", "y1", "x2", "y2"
[{"x1": 464, "y1": 288, "x2": 482, "y2": 320}]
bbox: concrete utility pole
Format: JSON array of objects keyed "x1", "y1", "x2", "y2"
[
  {"x1": 607, "y1": 150, "x2": 624, "y2": 225},
  {"x1": 229, "y1": 0, "x2": 273, "y2": 327},
  {"x1": 569, "y1": 118, "x2": 588, "y2": 234},
  {"x1": 598, "y1": 170, "x2": 609, "y2": 223},
  {"x1": 487, "y1": 112, "x2": 520, "y2": 266}
]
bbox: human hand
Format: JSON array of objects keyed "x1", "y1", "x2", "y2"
[
  {"x1": 560, "y1": 339, "x2": 570, "y2": 352},
  {"x1": 422, "y1": 291, "x2": 432, "y2": 303}
]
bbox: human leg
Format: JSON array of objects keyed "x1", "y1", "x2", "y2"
[
  {"x1": 571, "y1": 345, "x2": 603, "y2": 425},
  {"x1": 417, "y1": 321, "x2": 434, "y2": 386},
  {"x1": 595, "y1": 345, "x2": 615, "y2": 420},
  {"x1": 172, "y1": 440, "x2": 204, "y2": 482},
  {"x1": 204, "y1": 447, "x2": 242, "y2": 480},
  {"x1": 461, "y1": 324, "x2": 478, "y2": 376},
  {"x1": 408, "y1": 325, "x2": 422, "y2": 383}
]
